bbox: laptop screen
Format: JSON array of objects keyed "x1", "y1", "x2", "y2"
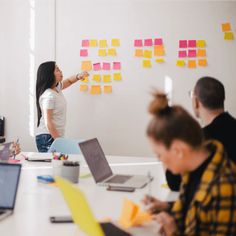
[
  {"x1": 0, "y1": 163, "x2": 21, "y2": 209},
  {"x1": 79, "y1": 138, "x2": 113, "y2": 183}
]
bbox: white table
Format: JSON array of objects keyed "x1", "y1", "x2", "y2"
[{"x1": 0, "y1": 153, "x2": 179, "y2": 236}]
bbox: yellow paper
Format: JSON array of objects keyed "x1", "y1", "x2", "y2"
[
  {"x1": 143, "y1": 60, "x2": 151, "y2": 68},
  {"x1": 104, "y1": 86, "x2": 112, "y2": 94},
  {"x1": 108, "y1": 48, "x2": 117, "y2": 56},
  {"x1": 81, "y1": 61, "x2": 92, "y2": 71},
  {"x1": 222, "y1": 23, "x2": 231, "y2": 32},
  {"x1": 135, "y1": 49, "x2": 143, "y2": 57},
  {"x1": 80, "y1": 85, "x2": 89, "y2": 92},
  {"x1": 224, "y1": 32, "x2": 234, "y2": 40},
  {"x1": 90, "y1": 85, "x2": 101, "y2": 95},
  {"x1": 188, "y1": 60, "x2": 196, "y2": 68},
  {"x1": 196, "y1": 40, "x2": 206, "y2": 47},
  {"x1": 93, "y1": 74, "x2": 101, "y2": 82},
  {"x1": 113, "y1": 73, "x2": 122, "y2": 81},
  {"x1": 89, "y1": 39, "x2": 97, "y2": 47},
  {"x1": 98, "y1": 49, "x2": 107, "y2": 56},
  {"x1": 99, "y1": 40, "x2": 107, "y2": 48},
  {"x1": 111, "y1": 38, "x2": 120, "y2": 47},
  {"x1": 197, "y1": 49, "x2": 206, "y2": 57},
  {"x1": 154, "y1": 45, "x2": 165, "y2": 56},
  {"x1": 155, "y1": 58, "x2": 165, "y2": 63},
  {"x1": 198, "y1": 59, "x2": 207, "y2": 67},
  {"x1": 80, "y1": 77, "x2": 89, "y2": 83},
  {"x1": 176, "y1": 60, "x2": 185, "y2": 67},
  {"x1": 143, "y1": 50, "x2": 152, "y2": 58},
  {"x1": 56, "y1": 177, "x2": 105, "y2": 236},
  {"x1": 103, "y1": 75, "x2": 111, "y2": 83},
  {"x1": 132, "y1": 212, "x2": 152, "y2": 226}
]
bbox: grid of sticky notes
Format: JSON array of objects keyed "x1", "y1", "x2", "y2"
[
  {"x1": 79, "y1": 39, "x2": 121, "y2": 95},
  {"x1": 134, "y1": 38, "x2": 165, "y2": 68},
  {"x1": 176, "y1": 40, "x2": 207, "y2": 68},
  {"x1": 221, "y1": 23, "x2": 234, "y2": 40}
]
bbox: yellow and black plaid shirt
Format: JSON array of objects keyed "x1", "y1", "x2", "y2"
[{"x1": 171, "y1": 140, "x2": 236, "y2": 235}]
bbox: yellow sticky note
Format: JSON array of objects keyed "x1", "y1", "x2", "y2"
[
  {"x1": 176, "y1": 60, "x2": 185, "y2": 67},
  {"x1": 155, "y1": 58, "x2": 165, "y2": 63},
  {"x1": 111, "y1": 39, "x2": 120, "y2": 47},
  {"x1": 108, "y1": 48, "x2": 117, "y2": 56},
  {"x1": 188, "y1": 60, "x2": 196, "y2": 68},
  {"x1": 81, "y1": 61, "x2": 92, "y2": 71},
  {"x1": 113, "y1": 73, "x2": 122, "y2": 81},
  {"x1": 98, "y1": 49, "x2": 107, "y2": 56},
  {"x1": 93, "y1": 74, "x2": 101, "y2": 82},
  {"x1": 143, "y1": 50, "x2": 152, "y2": 58},
  {"x1": 196, "y1": 40, "x2": 206, "y2": 47},
  {"x1": 132, "y1": 212, "x2": 152, "y2": 226},
  {"x1": 143, "y1": 60, "x2": 151, "y2": 68},
  {"x1": 197, "y1": 49, "x2": 206, "y2": 57},
  {"x1": 198, "y1": 59, "x2": 207, "y2": 67},
  {"x1": 80, "y1": 85, "x2": 89, "y2": 92},
  {"x1": 104, "y1": 86, "x2": 112, "y2": 94},
  {"x1": 135, "y1": 49, "x2": 143, "y2": 57},
  {"x1": 90, "y1": 85, "x2": 101, "y2": 95},
  {"x1": 89, "y1": 39, "x2": 97, "y2": 47},
  {"x1": 154, "y1": 45, "x2": 165, "y2": 56},
  {"x1": 222, "y1": 23, "x2": 231, "y2": 32},
  {"x1": 224, "y1": 32, "x2": 234, "y2": 40},
  {"x1": 80, "y1": 77, "x2": 89, "y2": 83},
  {"x1": 103, "y1": 75, "x2": 111, "y2": 83},
  {"x1": 99, "y1": 40, "x2": 107, "y2": 48}
]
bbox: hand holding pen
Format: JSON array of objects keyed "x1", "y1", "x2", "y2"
[{"x1": 13, "y1": 138, "x2": 20, "y2": 159}]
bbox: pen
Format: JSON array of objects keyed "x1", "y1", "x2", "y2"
[{"x1": 13, "y1": 138, "x2": 19, "y2": 160}]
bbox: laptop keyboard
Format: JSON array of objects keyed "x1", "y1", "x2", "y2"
[{"x1": 106, "y1": 175, "x2": 132, "y2": 184}]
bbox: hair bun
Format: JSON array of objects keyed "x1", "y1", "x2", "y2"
[{"x1": 148, "y1": 91, "x2": 169, "y2": 115}]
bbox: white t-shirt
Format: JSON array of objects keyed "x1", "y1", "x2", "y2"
[{"x1": 36, "y1": 82, "x2": 67, "y2": 137}]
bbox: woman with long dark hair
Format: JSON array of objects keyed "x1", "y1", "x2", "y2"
[{"x1": 35, "y1": 61, "x2": 88, "y2": 152}]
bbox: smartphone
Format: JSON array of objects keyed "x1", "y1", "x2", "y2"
[
  {"x1": 50, "y1": 216, "x2": 73, "y2": 223},
  {"x1": 106, "y1": 185, "x2": 135, "y2": 192}
]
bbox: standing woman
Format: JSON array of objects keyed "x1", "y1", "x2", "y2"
[{"x1": 35, "y1": 61, "x2": 88, "y2": 152}]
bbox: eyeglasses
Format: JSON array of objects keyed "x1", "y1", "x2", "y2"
[{"x1": 188, "y1": 90, "x2": 194, "y2": 98}]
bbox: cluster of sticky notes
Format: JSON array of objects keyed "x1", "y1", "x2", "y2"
[
  {"x1": 119, "y1": 198, "x2": 152, "y2": 229},
  {"x1": 176, "y1": 39, "x2": 207, "y2": 68},
  {"x1": 134, "y1": 38, "x2": 165, "y2": 68},
  {"x1": 221, "y1": 23, "x2": 234, "y2": 40},
  {"x1": 79, "y1": 84, "x2": 112, "y2": 95}
]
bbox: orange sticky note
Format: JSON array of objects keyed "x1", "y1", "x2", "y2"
[
  {"x1": 90, "y1": 85, "x2": 101, "y2": 95},
  {"x1": 108, "y1": 48, "x2": 117, "y2": 56},
  {"x1": 176, "y1": 60, "x2": 185, "y2": 67},
  {"x1": 143, "y1": 50, "x2": 152, "y2": 58},
  {"x1": 111, "y1": 39, "x2": 120, "y2": 47},
  {"x1": 135, "y1": 49, "x2": 143, "y2": 57},
  {"x1": 222, "y1": 23, "x2": 231, "y2": 32},
  {"x1": 80, "y1": 85, "x2": 89, "y2": 92},
  {"x1": 104, "y1": 86, "x2": 112, "y2": 94},
  {"x1": 103, "y1": 75, "x2": 111, "y2": 83},
  {"x1": 197, "y1": 49, "x2": 206, "y2": 57},
  {"x1": 81, "y1": 61, "x2": 92, "y2": 71},
  {"x1": 113, "y1": 73, "x2": 122, "y2": 81},
  {"x1": 99, "y1": 40, "x2": 107, "y2": 48},
  {"x1": 89, "y1": 39, "x2": 97, "y2": 47},
  {"x1": 188, "y1": 60, "x2": 196, "y2": 68},
  {"x1": 198, "y1": 59, "x2": 207, "y2": 67},
  {"x1": 154, "y1": 45, "x2": 165, "y2": 56}
]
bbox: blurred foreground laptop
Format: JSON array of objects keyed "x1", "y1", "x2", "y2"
[
  {"x1": 79, "y1": 138, "x2": 152, "y2": 188},
  {"x1": 0, "y1": 142, "x2": 13, "y2": 161},
  {"x1": 0, "y1": 163, "x2": 21, "y2": 221}
]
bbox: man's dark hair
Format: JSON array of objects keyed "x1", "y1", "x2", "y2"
[{"x1": 194, "y1": 76, "x2": 225, "y2": 110}]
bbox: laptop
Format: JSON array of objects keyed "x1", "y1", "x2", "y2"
[
  {"x1": 0, "y1": 142, "x2": 13, "y2": 161},
  {"x1": 79, "y1": 138, "x2": 152, "y2": 189},
  {"x1": 0, "y1": 163, "x2": 21, "y2": 221}
]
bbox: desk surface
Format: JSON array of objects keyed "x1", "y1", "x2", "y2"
[{"x1": 0, "y1": 153, "x2": 179, "y2": 236}]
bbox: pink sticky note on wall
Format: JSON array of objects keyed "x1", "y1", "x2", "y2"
[
  {"x1": 93, "y1": 63, "x2": 101, "y2": 71},
  {"x1": 178, "y1": 51, "x2": 187, "y2": 58},
  {"x1": 188, "y1": 50, "x2": 197, "y2": 57},
  {"x1": 134, "y1": 40, "x2": 143, "y2": 47},
  {"x1": 188, "y1": 40, "x2": 196, "y2": 48},
  {"x1": 144, "y1": 39, "x2": 153, "y2": 46},
  {"x1": 113, "y1": 62, "x2": 121, "y2": 70},
  {"x1": 154, "y1": 38, "x2": 163, "y2": 45},
  {"x1": 82, "y1": 40, "x2": 89, "y2": 47},
  {"x1": 179, "y1": 40, "x2": 187, "y2": 48},
  {"x1": 80, "y1": 49, "x2": 88, "y2": 57},
  {"x1": 103, "y1": 63, "x2": 110, "y2": 70}
]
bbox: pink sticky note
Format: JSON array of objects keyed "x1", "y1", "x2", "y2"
[
  {"x1": 144, "y1": 39, "x2": 153, "y2": 46},
  {"x1": 134, "y1": 40, "x2": 143, "y2": 47},
  {"x1": 80, "y1": 49, "x2": 88, "y2": 57},
  {"x1": 82, "y1": 40, "x2": 89, "y2": 47},
  {"x1": 179, "y1": 40, "x2": 187, "y2": 48},
  {"x1": 178, "y1": 50, "x2": 187, "y2": 58},
  {"x1": 103, "y1": 62, "x2": 110, "y2": 71},
  {"x1": 188, "y1": 50, "x2": 197, "y2": 57},
  {"x1": 93, "y1": 63, "x2": 101, "y2": 71},
  {"x1": 188, "y1": 40, "x2": 196, "y2": 48},
  {"x1": 154, "y1": 38, "x2": 163, "y2": 45},
  {"x1": 113, "y1": 62, "x2": 121, "y2": 70}
]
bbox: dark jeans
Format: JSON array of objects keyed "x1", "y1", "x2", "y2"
[{"x1": 35, "y1": 134, "x2": 54, "y2": 152}]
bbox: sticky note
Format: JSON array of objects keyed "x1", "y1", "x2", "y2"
[
  {"x1": 154, "y1": 38, "x2": 163, "y2": 45},
  {"x1": 178, "y1": 50, "x2": 187, "y2": 58},
  {"x1": 99, "y1": 40, "x2": 107, "y2": 48},
  {"x1": 176, "y1": 60, "x2": 185, "y2": 67},
  {"x1": 155, "y1": 58, "x2": 165, "y2": 63},
  {"x1": 135, "y1": 49, "x2": 143, "y2": 57},
  {"x1": 90, "y1": 85, "x2": 101, "y2": 95},
  {"x1": 144, "y1": 39, "x2": 153, "y2": 46},
  {"x1": 198, "y1": 59, "x2": 207, "y2": 67},
  {"x1": 113, "y1": 62, "x2": 121, "y2": 70},
  {"x1": 108, "y1": 48, "x2": 117, "y2": 56},
  {"x1": 81, "y1": 61, "x2": 92, "y2": 71},
  {"x1": 188, "y1": 49, "x2": 197, "y2": 57},
  {"x1": 102, "y1": 62, "x2": 110, "y2": 70},
  {"x1": 224, "y1": 32, "x2": 234, "y2": 40},
  {"x1": 98, "y1": 49, "x2": 107, "y2": 56},
  {"x1": 222, "y1": 23, "x2": 231, "y2": 32},
  {"x1": 179, "y1": 40, "x2": 187, "y2": 48},
  {"x1": 197, "y1": 40, "x2": 206, "y2": 48},
  {"x1": 113, "y1": 73, "x2": 122, "y2": 81},
  {"x1": 188, "y1": 40, "x2": 196, "y2": 48},
  {"x1": 111, "y1": 39, "x2": 120, "y2": 47},
  {"x1": 154, "y1": 45, "x2": 165, "y2": 56},
  {"x1": 143, "y1": 50, "x2": 152, "y2": 58},
  {"x1": 197, "y1": 49, "x2": 206, "y2": 57},
  {"x1": 93, "y1": 63, "x2": 101, "y2": 71},
  {"x1": 89, "y1": 39, "x2": 97, "y2": 47},
  {"x1": 134, "y1": 39, "x2": 143, "y2": 47},
  {"x1": 104, "y1": 86, "x2": 112, "y2": 94},
  {"x1": 93, "y1": 74, "x2": 101, "y2": 82},
  {"x1": 80, "y1": 49, "x2": 88, "y2": 57},
  {"x1": 80, "y1": 77, "x2": 89, "y2": 83},
  {"x1": 82, "y1": 40, "x2": 89, "y2": 47},
  {"x1": 143, "y1": 60, "x2": 151, "y2": 68},
  {"x1": 80, "y1": 85, "x2": 89, "y2": 92},
  {"x1": 188, "y1": 60, "x2": 196, "y2": 68},
  {"x1": 103, "y1": 75, "x2": 111, "y2": 83}
]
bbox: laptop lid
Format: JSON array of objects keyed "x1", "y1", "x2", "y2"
[
  {"x1": 79, "y1": 138, "x2": 113, "y2": 183},
  {"x1": 0, "y1": 142, "x2": 13, "y2": 161},
  {"x1": 0, "y1": 163, "x2": 21, "y2": 210}
]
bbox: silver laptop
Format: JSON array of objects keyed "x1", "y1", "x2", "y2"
[
  {"x1": 79, "y1": 138, "x2": 152, "y2": 188},
  {"x1": 0, "y1": 163, "x2": 21, "y2": 221},
  {"x1": 0, "y1": 142, "x2": 13, "y2": 161}
]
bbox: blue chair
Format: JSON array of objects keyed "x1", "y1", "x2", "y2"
[{"x1": 48, "y1": 137, "x2": 82, "y2": 154}]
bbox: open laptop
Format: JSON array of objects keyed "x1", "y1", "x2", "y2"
[
  {"x1": 0, "y1": 163, "x2": 21, "y2": 221},
  {"x1": 79, "y1": 138, "x2": 152, "y2": 189},
  {"x1": 0, "y1": 142, "x2": 13, "y2": 161}
]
